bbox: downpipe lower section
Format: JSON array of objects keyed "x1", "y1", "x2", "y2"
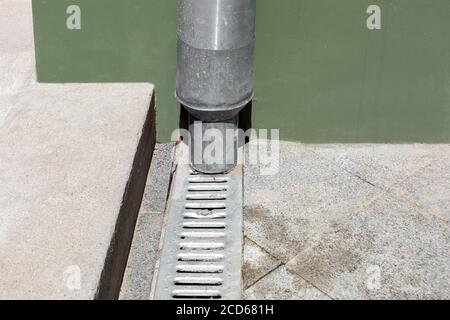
[
  {"x1": 176, "y1": 0, "x2": 256, "y2": 174},
  {"x1": 189, "y1": 116, "x2": 239, "y2": 174}
]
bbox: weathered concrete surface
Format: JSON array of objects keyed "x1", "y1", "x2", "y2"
[
  {"x1": 392, "y1": 148, "x2": 450, "y2": 222},
  {"x1": 0, "y1": 0, "x2": 156, "y2": 299},
  {"x1": 286, "y1": 193, "x2": 449, "y2": 300},
  {"x1": 0, "y1": 83, "x2": 156, "y2": 300},
  {"x1": 242, "y1": 238, "x2": 281, "y2": 290},
  {"x1": 120, "y1": 144, "x2": 175, "y2": 300},
  {"x1": 244, "y1": 142, "x2": 450, "y2": 300},
  {"x1": 309, "y1": 144, "x2": 434, "y2": 189},
  {"x1": 244, "y1": 143, "x2": 380, "y2": 262},
  {"x1": 245, "y1": 266, "x2": 330, "y2": 300}
]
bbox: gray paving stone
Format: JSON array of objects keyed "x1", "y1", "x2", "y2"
[
  {"x1": 392, "y1": 146, "x2": 450, "y2": 222},
  {"x1": 286, "y1": 193, "x2": 450, "y2": 300},
  {"x1": 244, "y1": 142, "x2": 380, "y2": 262},
  {"x1": 243, "y1": 238, "x2": 281, "y2": 290},
  {"x1": 308, "y1": 144, "x2": 435, "y2": 189},
  {"x1": 140, "y1": 143, "x2": 175, "y2": 213},
  {"x1": 245, "y1": 266, "x2": 331, "y2": 300},
  {"x1": 119, "y1": 212, "x2": 164, "y2": 300},
  {"x1": 120, "y1": 143, "x2": 175, "y2": 300}
]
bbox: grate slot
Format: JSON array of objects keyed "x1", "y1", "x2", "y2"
[
  {"x1": 185, "y1": 203, "x2": 226, "y2": 210},
  {"x1": 176, "y1": 265, "x2": 224, "y2": 273},
  {"x1": 179, "y1": 242, "x2": 225, "y2": 250},
  {"x1": 174, "y1": 277, "x2": 223, "y2": 286},
  {"x1": 172, "y1": 289, "x2": 222, "y2": 299},
  {"x1": 188, "y1": 184, "x2": 228, "y2": 192},
  {"x1": 178, "y1": 253, "x2": 224, "y2": 262},
  {"x1": 183, "y1": 222, "x2": 227, "y2": 229},
  {"x1": 180, "y1": 232, "x2": 225, "y2": 239},
  {"x1": 188, "y1": 177, "x2": 229, "y2": 183},
  {"x1": 186, "y1": 193, "x2": 227, "y2": 200},
  {"x1": 184, "y1": 212, "x2": 227, "y2": 219}
]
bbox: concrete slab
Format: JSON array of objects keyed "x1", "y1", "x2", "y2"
[
  {"x1": 0, "y1": 0, "x2": 36, "y2": 120},
  {"x1": 244, "y1": 142, "x2": 380, "y2": 262},
  {"x1": 0, "y1": 0, "x2": 36, "y2": 92},
  {"x1": 245, "y1": 266, "x2": 331, "y2": 300},
  {"x1": 0, "y1": 83, "x2": 156, "y2": 300},
  {"x1": 120, "y1": 143, "x2": 175, "y2": 300},
  {"x1": 243, "y1": 238, "x2": 281, "y2": 290},
  {"x1": 0, "y1": 0, "x2": 34, "y2": 53},
  {"x1": 286, "y1": 193, "x2": 450, "y2": 300}
]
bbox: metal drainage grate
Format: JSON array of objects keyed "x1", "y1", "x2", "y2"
[{"x1": 152, "y1": 163, "x2": 243, "y2": 300}]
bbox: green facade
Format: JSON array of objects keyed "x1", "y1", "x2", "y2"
[{"x1": 33, "y1": 0, "x2": 450, "y2": 142}]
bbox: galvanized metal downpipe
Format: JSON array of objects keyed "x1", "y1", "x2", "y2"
[{"x1": 176, "y1": 0, "x2": 256, "y2": 173}]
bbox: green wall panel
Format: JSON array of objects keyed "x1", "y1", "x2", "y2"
[{"x1": 32, "y1": 0, "x2": 450, "y2": 143}]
